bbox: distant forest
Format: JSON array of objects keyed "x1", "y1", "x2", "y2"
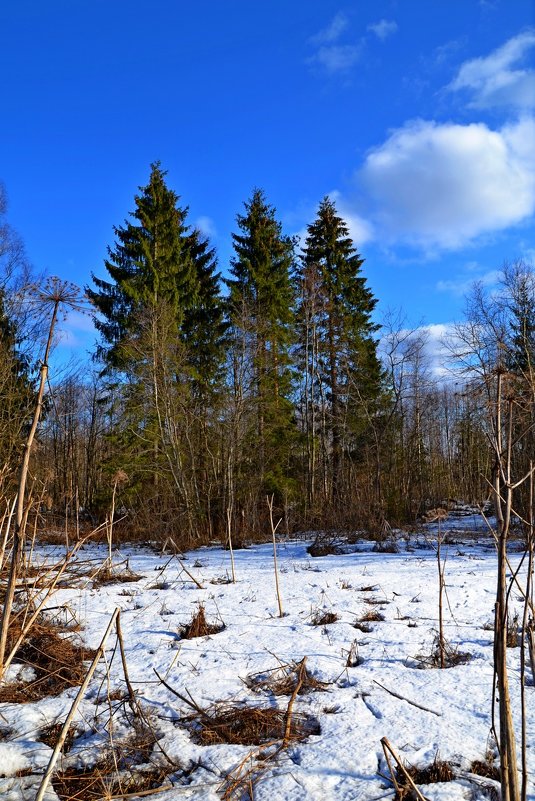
[{"x1": 0, "y1": 165, "x2": 534, "y2": 546}]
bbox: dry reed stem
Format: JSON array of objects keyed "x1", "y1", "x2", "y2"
[
  {"x1": 380, "y1": 738, "x2": 428, "y2": 801},
  {"x1": 282, "y1": 657, "x2": 306, "y2": 746},
  {"x1": 35, "y1": 608, "x2": 121, "y2": 801},
  {"x1": 0, "y1": 532, "x2": 96, "y2": 681}
]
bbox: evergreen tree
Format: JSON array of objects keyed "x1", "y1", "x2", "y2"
[
  {"x1": 87, "y1": 162, "x2": 197, "y2": 369},
  {"x1": 0, "y1": 288, "x2": 34, "y2": 484},
  {"x1": 0, "y1": 188, "x2": 35, "y2": 490},
  {"x1": 298, "y1": 197, "x2": 383, "y2": 508},
  {"x1": 181, "y1": 228, "x2": 227, "y2": 394},
  {"x1": 226, "y1": 189, "x2": 297, "y2": 508},
  {"x1": 504, "y1": 261, "x2": 535, "y2": 375},
  {"x1": 87, "y1": 164, "x2": 227, "y2": 539}
]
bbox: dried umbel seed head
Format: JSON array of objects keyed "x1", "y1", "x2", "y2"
[{"x1": 111, "y1": 469, "x2": 129, "y2": 488}]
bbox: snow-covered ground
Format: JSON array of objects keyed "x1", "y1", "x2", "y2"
[{"x1": 1, "y1": 530, "x2": 533, "y2": 800}]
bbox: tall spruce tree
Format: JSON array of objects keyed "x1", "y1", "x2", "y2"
[
  {"x1": 87, "y1": 162, "x2": 197, "y2": 369},
  {"x1": 181, "y1": 228, "x2": 227, "y2": 395},
  {"x1": 504, "y1": 261, "x2": 535, "y2": 375},
  {"x1": 87, "y1": 164, "x2": 227, "y2": 538},
  {"x1": 298, "y1": 197, "x2": 383, "y2": 509},
  {"x1": 226, "y1": 189, "x2": 297, "y2": 512},
  {"x1": 0, "y1": 288, "x2": 34, "y2": 486}
]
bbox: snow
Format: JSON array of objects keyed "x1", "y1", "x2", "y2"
[{"x1": 0, "y1": 530, "x2": 533, "y2": 800}]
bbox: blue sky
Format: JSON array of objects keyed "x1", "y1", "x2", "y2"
[{"x1": 1, "y1": 0, "x2": 534, "y2": 363}]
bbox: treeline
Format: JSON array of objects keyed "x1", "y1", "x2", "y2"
[{"x1": 0, "y1": 169, "x2": 534, "y2": 546}]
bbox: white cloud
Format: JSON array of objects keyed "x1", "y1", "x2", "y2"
[
  {"x1": 310, "y1": 12, "x2": 348, "y2": 45},
  {"x1": 327, "y1": 190, "x2": 374, "y2": 245},
  {"x1": 379, "y1": 320, "x2": 456, "y2": 382},
  {"x1": 448, "y1": 30, "x2": 535, "y2": 110},
  {"x1": 423, "y1": 323, "x2": 457, "y2": 378},
  {"x1": 367, "y1": 19, "x2": 398, "y2": 41},
  {"x1": 66, "y1": 308, "x2": 96, "y2": 333},
  {"x1": 310, "y1": 44, "x2": 361, "y2": 73},
  {"x1": 437, "y1": 269, "x2": 501, "y2": 296},
  {"x1": 195, "y1": 216, "x2": 217, "y2": 238},
  {"x1": 358, "y1": 117, "x2": 535, "y2": 250},
  {"x1": 308, "y1": 12, "x2": 361, "y2": 73}
]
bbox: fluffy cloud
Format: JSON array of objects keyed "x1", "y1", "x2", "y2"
[
  {"x1": 327, "y1": 191, "x2": 374, "y2": 245},
  {"x1": 448, "y1": 30, "x2": 535, "y2": 110},
  {"x1": 308, "y1": 12, "x2": 361, "y2": 73},
  {"x1": 367, "y1": 19, "x2": 398, "y2": 41},
  {"x1": 195, "y1": 215, "x2": 217, "y2": 238},
  {"x1": 311, "y1": 44, "x2": 361, "y2": 73},
  {"x1": 310, "y1": 12, "x2": 348, "y2": 45},
  {"x1": 358, "y1": 117, "x2": 535, "y2": 249},
  {"x1": 436, "y1": 268, "x2": 501, "y2": 296}
]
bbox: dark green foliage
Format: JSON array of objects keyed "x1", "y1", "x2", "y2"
[
  {"x1": 302, "y1": 196, "x2": 382, "y2": 409},
  {"x1": 0, "y1": 188, "x2": 35, "y2": 488},
  {"x1": 87, "y1": 162, "x2": 197, "y2": 369},
  {"x1": 298, "y1": 197, "x2": 384, "y2": 512},
  {"x1": 504, "y1": 261, "x2": 535, "y2": 375},
  {"x1": 0, "y1": 288, "x2": 34, "y2": 478},
  {"x1": 181, "y1": 228, "x2": 227, "y2": 394},
  {"x1": 226, "y1": 189, "x2": 298, "y2": 502}
]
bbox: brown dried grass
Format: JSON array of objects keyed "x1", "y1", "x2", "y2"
[
  {"x1": 420, "y1": 635, "x2": 472, "y2": 669},
  {"x1": 506, "y1": 612, "x2": 520, "y2": 648},
  {"x1": 52, "y1": 764, "x2": 169, "y2": 800},
  {"x1": 189, "y1": 704, "x2": 320, "y2": 746},
  {"x1": 394, "y1": 755, "x2": 455, "y2": 798},
  {"x1": 180, "y1": 605, "x2": 224, "y2": 639},
  {"x1": 245, "y1": 660, "x2": 329, "y2": 696},
  {"x1": 39, "y1": 721, "x2": 80, "y2": 753},
  {"x1": 359, "y1": 610, "x2": 385, "y2": 623},
  {"x1": 307, "y1": 537, "x2": 343, "y2": 557},
  {"x1": 310, "y1": 609, "x2": 339, "y2": 626},
  {"x1": 0, "y1": 616, "x2": 94, "y2": 703},
  {"x1": 470, "y1": 758, "x2": 500, "y2": 781},
  {"x1": 51, "y1": 726, "x2": 171, "y2": 800},
  {"x1": 92, "y1": 566, "x2": 142, "y2": 587}
]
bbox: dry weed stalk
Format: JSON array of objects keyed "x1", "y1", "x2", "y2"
[
  {"x1": 35, "y1": 607, "x2": 121, "y2": 801},
  {"x1": 380, "y1": 738, "x2": 428, "y2": 801},
  {"x1": 245, "y1": 656, "x2": 329, "y2": 696},
  {"x1": 226, "y1": 506, "x2": 236, "y2": 583},
  {"x1": 0, "y1": 496, "x2": 16, "y2": 571},
  {"x1": 0, "y1": 531, "x2": 97, "y2": 685},
  {"x1": 0, "y1": 279, "x2": 84, "y2": 679},
  {"x1": 267, "y1": 495, "x2": 284, "y2": 617},
  {"x1": 105, "y1": 469, "x2": 129, "y2": 569}
]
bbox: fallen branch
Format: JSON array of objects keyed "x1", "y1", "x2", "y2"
[{"x1": 373, "y1": 680, "x2": 441, "y2": 716}]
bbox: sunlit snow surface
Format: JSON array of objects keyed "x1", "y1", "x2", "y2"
[{"x1": 1, "y1": 524, "x2": 533, "y2": 800}]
